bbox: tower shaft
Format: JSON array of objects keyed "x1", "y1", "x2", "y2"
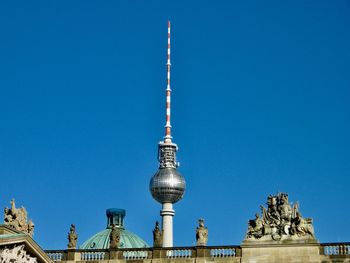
[{"x1": 161, "y1": 203, "x2": 175, "y2": 247}]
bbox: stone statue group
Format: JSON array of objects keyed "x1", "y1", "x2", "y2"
[
  {"x1": 4, "y1": 199, "x2": 34, "y2": 237},
  {"x1": 246, "y1": 193, "x2": 315, "y2": 241}
]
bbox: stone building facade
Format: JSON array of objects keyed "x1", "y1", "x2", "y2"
[{"x1": 1, "y1": 195, "x2": 349, "y2": 263}]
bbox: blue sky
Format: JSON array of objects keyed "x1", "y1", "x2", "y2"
[{"x1": 0, "y1": 0, "x2": 349, "y2": 249}]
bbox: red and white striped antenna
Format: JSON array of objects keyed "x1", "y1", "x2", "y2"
[{"x1": 164, "y1": 20, "x2": 172, "y2": 143}]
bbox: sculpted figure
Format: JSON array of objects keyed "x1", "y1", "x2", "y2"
[
  {"x1": 196, "y1": 219, "x2": 208, "y2": 246},
  {"x1": 4, "y1": 207, "x2": 12, "y2": 224},
  {"x1": 10, "y1": 199, "x2": 17, "y2": 214},
  {"x1": 261, "y1": 196, "x2": 278, "y2": 227},
  {"x1": 17, "y1": 205, "x2": 28, "y2": 230},
  {"x1": 152, "y1": 221, "x2": 163, "y2": 248},
  {"x1": 277, "y1": 193, "x2": 293, "y2": 234},
  {"x1": 67, "y1": 224, "x2": 78, "y2": 249},
  {"x1": 247, "y1": 213, "x2": 264, "y2": 239},
  {"x1": 278, "y1": 193, "x2": 292, "y2": 222},
  {"x1": 290, "y1": 212, "x2": 314, "y2": 237},
  {"x1": 109, "y1": 224, "x2": 120, "y2": 249},
  {"x1": 27, "y1": 221, "x2": 35, "y2": 237},
  {"x1": 267, "y1": 195, "x2": 280, "y2": 225}
]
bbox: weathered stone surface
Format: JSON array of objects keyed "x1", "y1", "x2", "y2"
[{"x1": 241, "y1": 244, "x2": 321, "y2": 263}]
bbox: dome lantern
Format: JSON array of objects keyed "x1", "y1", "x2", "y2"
[{"x1": 106, "y1": 208, "x2": 125, "y2": 229}]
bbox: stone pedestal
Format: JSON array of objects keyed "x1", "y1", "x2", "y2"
[
  {"x1": 109, "y1": 249, "x2": 118, "y2": 260},
  {"x1": 66, "y1": 250, "x2": 80, "y2": 261},
  {"x1": 241, "y1": 240, "x2": 321, "y2": 263},
  {"x1": 196, "y1": 247, "x2": 210, "y2": 257}
]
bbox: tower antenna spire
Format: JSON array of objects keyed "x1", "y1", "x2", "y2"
[{"x1": 164, "y1": 20, "x2": 172, "y2": 143}]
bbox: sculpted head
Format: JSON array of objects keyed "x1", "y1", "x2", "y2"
[
  {"x1": 198, "y1": 218, "x2": 205, "y2": 227},
  {"x1": 280, "y1": 193, "x2": 289, "y2": 204}
]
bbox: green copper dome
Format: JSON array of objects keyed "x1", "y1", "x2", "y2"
[
  {"x1": 80, "y1": 209, "x2": 148, "y2": 249},
  {"x1": 80, "y1": 228, "x2": 148, "y2": 249}
]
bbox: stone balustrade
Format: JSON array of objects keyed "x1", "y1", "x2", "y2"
[
  {"x1": 122, "y1": 250, "x2": 149, "y2": 260},
  {"x1": 320, "y1": 242, "x2": 350, "y2": 256},
  {"x1": 81, "y1": 251, "x2": 106, "y2": 261},
  {"x1": 166, "y1": 248, "x2": 193, "y2": 258},
  {"x1": 46, "y1": 252, "x2": 64, "y2": 261},
  {"x1": 44, "y1": 246, "x2": 241, "y2": 262},
  {"x1": 45, "y1": 243, "x2": 350, "y2": 262},
  {"x1": 210, "y1": 247, "x2": 239, "y2": 257}
]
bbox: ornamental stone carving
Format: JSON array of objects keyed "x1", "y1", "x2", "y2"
[
  {"x1": 4, "y1": 199, "x2": 34, "y2": 237},
  {"x1": 245, "y1": 193, "x2": 315, "y2": 242},
  {"x1": 152, "y1": 221, "x2": 163, "y2": 248},
  {"x1": 109, "y1": 224, "x2": 120, "y2": 249},
  {"x1": 196, "y1": 218, "x2": 208, "y2": 246},
  {"x1": 0, "y1": 245, "x2": 37, "y2": 263},
  {"x1": 67, "y1": 224, "x2": 78, "y2": 249}
]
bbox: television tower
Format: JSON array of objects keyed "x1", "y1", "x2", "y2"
[{"x1": 149, "y1": 21, "x2": 186, "y2": 248}]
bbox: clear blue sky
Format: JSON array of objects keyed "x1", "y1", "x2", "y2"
[{"x1": 0, "y1": 0, "x2": 349, "y2": 249}]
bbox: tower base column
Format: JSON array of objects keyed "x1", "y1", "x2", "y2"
[{"x1": 160, "y1": 203, "x2": 175, "y2": 247}]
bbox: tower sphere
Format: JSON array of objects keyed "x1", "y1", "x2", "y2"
[{"x1": 150, "y1": 168, "x2": 186, "y2": 204}]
